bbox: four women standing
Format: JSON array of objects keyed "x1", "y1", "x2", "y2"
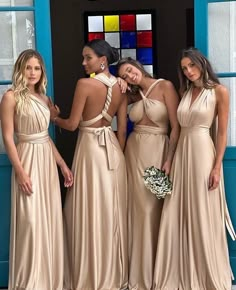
[{"x1": 1, "y1": 46, "x2": 235, "y2": 290}]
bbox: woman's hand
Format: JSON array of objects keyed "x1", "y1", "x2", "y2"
[
  {"x1": 59, "y1": 163, "x2": 73, "y2": 188},
  {"x1": 16, "y1": 170, "x2": 33, "y2": 195},
  {"x1": 117, "y1": 77, "x2": 129, "y2": 93},
  {"x1": 162, "y1": 160, "x2": 171, "y2": 176},
  {"x1": 48, "y1": 99, "x2": 60, "y2": 122},
  {"x1": 208, "y1": 167, "x2": 220, "y2": 190}
]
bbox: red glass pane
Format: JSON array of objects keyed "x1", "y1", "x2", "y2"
[
  {"x1": 120, "y1": 15, "x2": 135, "y2": 31},
  {"x1": 137, "y1": 31, "x2": 152, "y2": 47},
  {"x1": 88, "y1": 33, "x2": 105, "y2": 41}
]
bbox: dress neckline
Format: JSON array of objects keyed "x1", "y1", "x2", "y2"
[{"x1": 188, "y1": 87, "x2": 205, "y2": 110}]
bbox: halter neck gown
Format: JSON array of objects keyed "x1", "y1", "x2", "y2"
[
  {"x1": 63, "y1": 73, "x2": 128, "y2": 290},
  {"x1": 9, "y1": 94, "x2": 64, "y2": 289},
  {"x1": 125, "y1": 79, "x2": 170, "y2": 290},
  {"x1": 153, "y1": 87, "x2": 235, "y2": 290}
]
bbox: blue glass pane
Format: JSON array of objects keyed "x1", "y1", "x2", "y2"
[
  {"x1": 120, "y1": 32, "x2": 136, "y2": 49},
  {"x1": 137, "y1": 48, "x2": 153, "y2": 65},
  {"x1": 109, "y1": 65, "x2": 117, "y2": 76}
]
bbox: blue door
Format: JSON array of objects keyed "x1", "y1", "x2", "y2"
[
  {"x1": 195, "y1": 0, "x2": 236, "y2": 279},
  {"x1": 0, "y1": 0, "x2": 54, "y2": 286}
]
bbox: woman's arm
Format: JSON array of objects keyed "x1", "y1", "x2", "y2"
[
  {"x1": 50, "y1": 79, "x2": 88, "y2": 131},
  {"x1": 162, "y1": 80, "x2": 180, "y2": 175},
  {"x1": 116, "y1": 94, "x2": 128, "y2": 151},
  {"x1": 209, "y1": 84, "x2": 229, "y2": 190},
  {"x1": 0, "y1": 91, "x2": 33, "y2": 195}
]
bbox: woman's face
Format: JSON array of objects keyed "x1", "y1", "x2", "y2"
[
  {"x1": 118, "y1": 63, "x2": 142, "y2": 85},
  {"x1": 82, "y1": 46, "x2": 103, "y2": 74},
  {"x1": 24, "y1": 57, "x2": 42, "y2": 88},
  {"x1": 181, "y1": 57, "x2": 202, "y2": 82}
]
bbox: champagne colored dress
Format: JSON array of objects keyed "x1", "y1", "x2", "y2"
[
  {"x1": 9, "y1": 95, "x2": 64, "y2": 289},
  {"x1": 63, "y1": 73, "x2": 128, "y2": 290},
  {"x1": 153, "y1": 87, "x2": 236, "y2": 290},
  {"x1": 126, "y1": 79, "x2": 169, "y2": 290}
]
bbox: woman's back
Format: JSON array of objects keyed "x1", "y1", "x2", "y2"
[{"x1": 79, "y1": 75, "x2": 125, "y2": 128}]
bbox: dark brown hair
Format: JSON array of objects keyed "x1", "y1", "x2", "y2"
[{"x1": 177, "y1": 47, "x2": 219, "y2": 95}]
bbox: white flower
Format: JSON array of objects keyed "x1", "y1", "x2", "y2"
[{"x1": 143, "y1": 166, "x2": 172, "y2": 199}]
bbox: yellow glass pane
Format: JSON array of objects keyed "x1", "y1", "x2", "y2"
[{"x1": 104, "y1": 15, "x2": 119, "y2": 32}]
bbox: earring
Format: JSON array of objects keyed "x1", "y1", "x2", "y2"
[{"x1": 100, "y1": 62, "x2": 105, "y2": 71}]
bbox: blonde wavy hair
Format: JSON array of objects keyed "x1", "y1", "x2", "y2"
[{"x1": 12, "y1": 49, "x2": 47, "y2": 113}]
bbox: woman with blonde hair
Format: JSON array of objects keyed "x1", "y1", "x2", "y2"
[{"x1": 1, "y1": 49, "x2": 73, "y2": 289}]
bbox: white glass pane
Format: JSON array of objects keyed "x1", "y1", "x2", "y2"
[
  {"x1": 0, "y1": 0, "x2": 33, "y2": 6},
  {"x1": 105, "y1": 32, "x2": 120, "y2": 48},
  {"x1": 136, "y1": 14, "x2": 152, "y2": 31},
  {"x1": 220, "y1": 77, "x2": 236, "y2": 146},
  {"x1": 88, "y1": 16, "x2": 103, "y2": 32},
  {"x1": 121, "y1": 49, "x2": 136, "y2": 59},
  {"x1": 143, "y1": 65, "x2": 153, "y2": 76},
  {"x1": 0, "y1": 11, "x2": 35, "y2": 80},
  {"x1": 208, "y1": 2, "x2": 236, "y2": 73},
  {"x1": 0, "y1": 84, "x2": 11, "y2": 153}
]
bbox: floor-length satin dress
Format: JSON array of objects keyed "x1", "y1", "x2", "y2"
[
  {"x1": 126, "y1": 79, "x2": 170, "y2": 290},
  {"x1": 153, "y1": 87, "x2": 235, "y2": 290},
  {"x1": 9, "y1": 95, "x2": 64, "y2": 290},
  {"x1": 63, "y1": 73, "x2": 128, "y2": 290}
]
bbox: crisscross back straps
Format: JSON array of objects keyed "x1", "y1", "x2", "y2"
[
  {"x1": 94, "y1": 73, "x2": 117, "y2": 116},
  {"x1": 80, "y1": 73, "x2": 117, "y2": 127}
]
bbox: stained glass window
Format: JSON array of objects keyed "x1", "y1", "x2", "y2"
[{"x1": 85, "y1": 11, "x2": 156, "y2": 76}]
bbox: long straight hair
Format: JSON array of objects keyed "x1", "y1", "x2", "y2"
[{"x1": 177, "y1": 47, "x2": 219, "y2": 95}]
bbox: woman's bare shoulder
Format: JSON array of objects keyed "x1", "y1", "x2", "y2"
[{"x1": 1, "y1": 89, "x2": 15, "y2": 101}]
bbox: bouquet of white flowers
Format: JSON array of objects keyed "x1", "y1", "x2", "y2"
[{"x1": 143, "y1": 166, "x2": 172, "y2": 199}]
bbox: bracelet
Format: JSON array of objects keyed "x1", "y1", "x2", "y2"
[{"x1": 53, "y1": 116, "x2": 58, "y2": 123}]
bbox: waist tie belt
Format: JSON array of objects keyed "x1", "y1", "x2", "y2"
[
  {"x1": 79, "y1": 126, "x2": 115, "y2": 170},
  {"x1": 181, "y1": 126, "x2": 210, "y2": 135},
  {"x1": 16, "y1": 130, "x2": 50, "y2": 144},
  {"x1": 134, "y1": 125, "x2": 168, "y2": 135}
]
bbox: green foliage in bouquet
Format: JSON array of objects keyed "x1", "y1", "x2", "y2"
[{"x1": 143, "y1": 166, "x2": 172, "y2": 199}]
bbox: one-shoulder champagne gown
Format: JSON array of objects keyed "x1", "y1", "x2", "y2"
[
  {"x1": 126, "y1": 79, "x2": 170, "y2": 290},
  {"x1": 8, "y1": 95, "x2": 64, "y2": 289},
  {"x1": 153, "y1": 87, "x2": 236, "y2": 290},
  {"x1": 63, "y1": 73, "x2": 128, "y2": 290}
]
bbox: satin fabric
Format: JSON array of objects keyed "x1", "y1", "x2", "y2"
[
  {"x1": 8, "y1": 95, "x2": 64, "y2": 290},
  {"x1": 153, "y1": 87, "x2": 235, "y2": 290},
  {"x1": 63, "y1": 73, "x2": 128, "y2": 290},
  {"x1": 126, "y1": 79, "x2": 169, "y2": 290}
]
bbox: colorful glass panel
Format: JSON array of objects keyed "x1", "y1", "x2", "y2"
[
  {"x1": 88, "y1": 32, "x2": 104, "y2": 41},
  {"x1": 85, "y1": 12, "x2": 156, "y2": 75},
  {"x1": 120, "y1": 32, "x2": 136, "y2": 48},
  {"x1": 137, "y1": 31, "x2": 152, "y2": 47},
  {"x1": 105, "y1": 32, "x2": 120, "y2": 48},
  {"x1": 137, "y1": 48, "x2": 153, "y2": 64},
  {"x1": 120, "y1": 14, "x2": 135, "y2": 31},
  {"x1": 88, "y1": 16, "x2": 103, "y2": 32},
  {"x1": 104, "y1": 15, "x2": 119, "y2": 32},
  {"x1": 136, "y1": 14, "x2": 152, "y2": 30}
]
